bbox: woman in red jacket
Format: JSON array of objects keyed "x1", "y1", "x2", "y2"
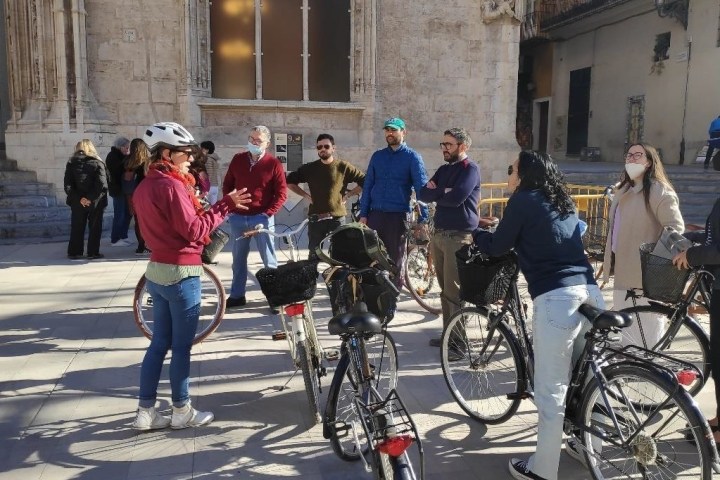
[{"x1": 131, "y1": 122, "x2": 250, "y2": 431}]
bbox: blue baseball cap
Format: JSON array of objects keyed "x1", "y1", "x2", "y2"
[{"x1": 383, "y1": 117, "x2": 406, "y2": 131}]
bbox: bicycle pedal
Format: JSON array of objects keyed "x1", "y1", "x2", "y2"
[
  {"x1": 506, "y1": 391, "x2": 533, "y2": 400},
  {"x1": 324, "y1": 349, "x2": 340, "y2": 361},
  {"x1": 271, "y1": 331, "x2": 287, "y2": 341}
]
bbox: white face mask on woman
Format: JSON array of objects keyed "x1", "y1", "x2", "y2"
[{"x1": 625, "y1": 162, "x2": 647, "y2": 179}]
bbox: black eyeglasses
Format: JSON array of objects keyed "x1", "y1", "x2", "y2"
[
  {"x1": 439, "y1": 142, "x2": 459, "y2": 150},
  {"x1": 507, "y1": 165, "x2": 514, "y2": 176},
  {"x1": 173, "y1": 149, "x2": 194, "y2": 159},
  {"x1": 316, "y1": 144, "x2": 332, "y2": 150}
]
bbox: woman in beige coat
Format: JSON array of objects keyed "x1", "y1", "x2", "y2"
[{"x1": 601, "y1": 143, "x2": 684, "y2": 346}]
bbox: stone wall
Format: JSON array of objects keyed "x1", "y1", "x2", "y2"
[{"x1": 3, "y1": 0, "x2": 521, "y2": 226}]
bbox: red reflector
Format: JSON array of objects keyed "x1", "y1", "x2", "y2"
[
  {"x1": 376, "y1": 435, "x2": 413, "y2": 457},
  {"x1": 284, "y1": 303, "x2": 305, "y2": 316},
  {"x1": 676, "y1": 369, "x2": 697, "y2": 386}
]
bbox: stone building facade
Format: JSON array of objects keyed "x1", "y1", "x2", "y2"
[{"x1": 2, "y1": 0, "x2": 521, "y2": 225}]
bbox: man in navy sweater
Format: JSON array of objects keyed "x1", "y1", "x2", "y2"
[{"x1": 418, "y1": 128, "x2": 481, "y2": 350}]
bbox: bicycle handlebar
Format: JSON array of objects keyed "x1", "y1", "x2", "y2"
[
  {"x1": 242, "y1": 218, "x2": 310, "y2": 239},
  {"x1": 339, "y1": 265, "x2": 400, "y2": 297}
]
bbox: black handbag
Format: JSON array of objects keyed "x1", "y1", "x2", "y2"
[{"x1": 202, "y1": 227, "x2": 230, "y2": 264}]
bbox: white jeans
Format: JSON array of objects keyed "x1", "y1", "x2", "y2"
[
  {"x1": 612, "y1": 289, "x2": 666, "y2": 348},
  {"x1": 527, "y1": 284, "x2": 605, "y2": 480}
]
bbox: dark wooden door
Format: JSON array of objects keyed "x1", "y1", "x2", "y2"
[{"x1": 567, "y1": 67, "x2": 591, "y2": 155}]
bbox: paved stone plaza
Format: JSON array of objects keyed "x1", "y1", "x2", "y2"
[{"x1": 0, "y1": 239, "x2": 715, "y2": 480}]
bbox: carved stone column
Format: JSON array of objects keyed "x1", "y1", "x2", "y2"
[{"x1": 178, "y1": 0, "x2": 212, "y2": 128}]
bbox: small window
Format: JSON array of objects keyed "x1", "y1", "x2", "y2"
[{"x1": 653, "y1": 32, "x2": 671, "y2": 62}]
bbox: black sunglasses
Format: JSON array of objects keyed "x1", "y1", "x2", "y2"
[
  {"x1": 316, "y1": 144, "x2": 332, "y2": 150},
  {"x1": 507, "y1": 165, "x2": 514, "y2": 176}
]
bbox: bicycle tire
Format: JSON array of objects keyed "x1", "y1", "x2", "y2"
[
  {"x1": 577, "y1": 363, "x2": 712, "y2": 480},
  {"x1": 133, "y1": 265, "x2": 226, "y2": 345},
  {"x1": 441, "y1": 307, "x2": 526, "y2": 424},
  {"x1": 404, "y1": 245, "x2": 441, "y2": 315},
  {"x1": 374, "y1": 450, "x2": 415, "y2": 480},
  {"x1": 297, "y1": 340, "x2": 321, "y2": 424},
  {"x1": 618, "y1": 304, "x2": 710, "y2": 397},
  {"x1": 324, "y1": 333, "x2": 399, "y2": 461}
]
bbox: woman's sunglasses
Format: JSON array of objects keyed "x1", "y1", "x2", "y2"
[{"x1": 507, "y1": 165, "x2": 514, "y2": 176}]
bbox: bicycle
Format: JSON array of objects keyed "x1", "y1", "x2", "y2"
[
  {"x1": 618, "y1": 256, "x2": 712, "y2": 398},
  {"x1": 403, "y1": 200, "x2": 441, "y2": 315},
  {"x1": 133, "y1": 264, "x2": 226, "y2": 345},
  {"x1": 440, "y1": 246, "x2": 717, "y2": 479},
  {"x1": 323, "y1": 275, "x2": 423, "y2": 479},
  {"x1": 251, "y1": 217, "x2": 329, "y2": 424}
]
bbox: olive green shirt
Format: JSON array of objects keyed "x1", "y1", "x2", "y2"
[
  {"x1": 286, "y1": 159, "x2": 365, "y2": 216},
  {"x1": 145, "y1": 262, "x2": 204, "y2": 286}
]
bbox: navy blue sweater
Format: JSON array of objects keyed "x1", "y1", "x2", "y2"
[
  {"x1": 418, "y1": 157, "x2": 480, "y2": 231},
  {"x1": 473, "y1": 189, "x2": 595, "y2": 299}
]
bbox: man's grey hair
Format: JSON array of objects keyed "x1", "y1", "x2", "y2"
[
  {"x1": 251, "y1": 125, "x2": 272, "y2": 143},
  {"x1": 113, "y1": 136, "x2": 130, "y2": 149},
  {"x1": 444, "y1": 128, "x2": 471, "y2": 148}
]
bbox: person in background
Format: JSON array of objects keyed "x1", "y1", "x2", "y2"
[
  {"x1": 131, "y1": 122, "x2": 250, "y2": 431},
  {"x1": 286, "y1": 133, "x2": 365, "y2": 260},
  {"x1": 189, "y1": 155, "x2": 210, "y2": 200},
  {"x1": 222, "y1": 125, "x2": 287, "y2": 310},
  {"x1": 123, "y1": 138, "x2": 152, "y2": 255},
  {"x1": 106, "y1": 136, "x2": 132, "y2": 247},
  {"x1": 600, "y1": 143, "x2": 683, "y2": 347},
  {"x1": 418, "y1": 127, "x2": 480, "y2": 351},
  {"x1": 673, "y1": 197, "x2": 720, "y2": 445},
  {"x1": 201, "y1": 141, "x2": 223, "y2": 204},
  {"x1": 703, "y1": 115, "x2": 720, "y2": 170},
  {"x1": 358, "y1": 117, "x2": 428, "y2": 286},
  {"x1": 473, "y1": 151, "x2": 601, "y2": 480},
  {"x1": 63, "y1": 139, "x2": 108, "y2": 260}
]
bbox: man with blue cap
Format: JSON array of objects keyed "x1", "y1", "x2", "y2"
[{"x1": 358, "y1": 117, "x2": 429, "y2": 286}]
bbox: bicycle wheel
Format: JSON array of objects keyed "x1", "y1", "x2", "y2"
[
  {"x1": 404, "y1": 245, "x2": 441, "y2": 315},
  {"x1": 441, "y1": 307, "x2": 526, "y2": 424},
  {"x1": 374, "y1": 449, "x2": 416, "y2": 480},
  {"x1": 618, "y1": 305, "x2": 710, "y2": 397},
  {"x1": 577, "y1": 363, "x2": 712, "y2": 480},
  {"x1": 297, "y1": 340, "x2": 321, "y2": 424},
  {"x1": 133, "y1": 265, "x2": 226, "y2": 345},
  {"x1": 324, "y1": 333, "x2": 399, "y2": 461}
]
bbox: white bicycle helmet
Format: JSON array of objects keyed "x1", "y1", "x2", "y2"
[{"x1": 143, "y1": 122, "x2": 196, "y2": 151}]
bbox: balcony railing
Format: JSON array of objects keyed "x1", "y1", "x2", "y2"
[{"x1": 521, "y1": 0, "x2": 631, "y2": 40}]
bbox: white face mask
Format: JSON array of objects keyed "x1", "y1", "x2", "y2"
[{"x1": 625, "y1": 162, "x2": 647, "y2": 179}]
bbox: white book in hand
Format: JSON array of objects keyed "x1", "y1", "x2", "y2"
[{"x1": 651, "y1": 227, "x2": 692, "y2": 260}]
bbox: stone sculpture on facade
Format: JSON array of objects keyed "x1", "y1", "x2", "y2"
[{"x1": 482, "y1": 0, "x2": 523, "y2": 23}]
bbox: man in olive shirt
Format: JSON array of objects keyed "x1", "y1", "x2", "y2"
[{"x1": 287, "y1": 133, "x2": 365, "y2": 260}]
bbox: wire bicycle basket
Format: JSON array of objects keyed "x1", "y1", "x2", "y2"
[
  {"x1": 456, "y1": 245, "x2": 518, "y2": 306},
  {"x1": 256, "y1": 260, "x2": 319, "y2": 307},
  {"x1": 639, "y1": 243, "x2": 691, "y2": 304}
]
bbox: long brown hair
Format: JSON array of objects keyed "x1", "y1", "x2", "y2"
[
  {"x1": 125, "y1": 138, "x2": 152, "y2": 173},
  {"x1": 618, "y1": 143, "x2": 675, "y2": 212}
]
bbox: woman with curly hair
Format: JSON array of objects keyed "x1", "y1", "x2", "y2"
[
  {"x1": 472, "y1": 150, "x2": 601, "y2": 480},
  {"x1": 601, "y1": 143, "x2": 683, "y2": 347},
  {"x1": 123, "y1": 138, "x2": 153, "y2": 255}
]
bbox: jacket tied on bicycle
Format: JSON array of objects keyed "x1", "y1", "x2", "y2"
[{"x1": 601, "y1": 180, "x2": 684, "y2": 291}]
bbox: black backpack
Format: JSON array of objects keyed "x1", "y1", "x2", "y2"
[{"x1": 315, "y1": 222, "x2": 397, "y2": 276}]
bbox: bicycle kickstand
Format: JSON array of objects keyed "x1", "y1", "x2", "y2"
[{"x1": 275, "y1": 366, "x2": 301, "y2": 392}]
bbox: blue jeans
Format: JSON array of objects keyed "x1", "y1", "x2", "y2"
[
  {"x1": 138, "y1": 276, "x2": 201, "y2": 408},
  {"x1": 110, "y1": 195, "x2": 131, "y2": 243},
  {"x1": 527, "y1": 283, "x2": 604, "y2": 480},
  {"x1": 228, "y1": 213, "x2": 278, "y2": 298}
]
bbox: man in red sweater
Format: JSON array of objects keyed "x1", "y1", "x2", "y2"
[{"x1": 222, "y1": 126, "x2": 288, "y2": 310}]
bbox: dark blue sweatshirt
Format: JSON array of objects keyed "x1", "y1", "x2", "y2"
[
  {"x1": 472, "y1": 189, "x2": 595, "y2": 299},
  {"x1": 418, "y1": 157, "x2": 480, "y2": 231}
]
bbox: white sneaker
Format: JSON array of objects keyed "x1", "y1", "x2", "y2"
[
  {"x1": 565, "y1": 437, "x2": 587, "y2": 467},
  {"x1": 132, "y1": 406, "x2": 171, "y2": 431},
  {"x1": 110, "y1": 239, "x2": 131, "y2": 247},
  {"x1": 171, "y1": 403, "x2": 214, "y2": 429}
]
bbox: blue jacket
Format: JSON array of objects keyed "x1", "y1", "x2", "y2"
[
  {"x1": 418, "y1": 157, "x2": 481, "y2": 231},
  {"x1": 360, "y1": 143, "x2": 428, "y2": 218},
  {"x1": 709, "y1": 117, "x2": 720, "y2": 148},
  {"x1": 472, "y1": 189, "x2": 595, "y2": 299}
]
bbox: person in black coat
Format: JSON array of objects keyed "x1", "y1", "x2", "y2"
[
  {"x1": 673, "y1": 198, "x2": 720, "y2": 444},
  {"x1": 63, "y1": 139, "x2": 108, "y2": 259},
  {"x1": 105, "y1": 136, "x2": 131, "y2": 246}
]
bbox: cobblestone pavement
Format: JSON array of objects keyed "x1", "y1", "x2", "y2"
[{"x1": 0, "y1": 239, "x2": 715, "y2": 480}]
